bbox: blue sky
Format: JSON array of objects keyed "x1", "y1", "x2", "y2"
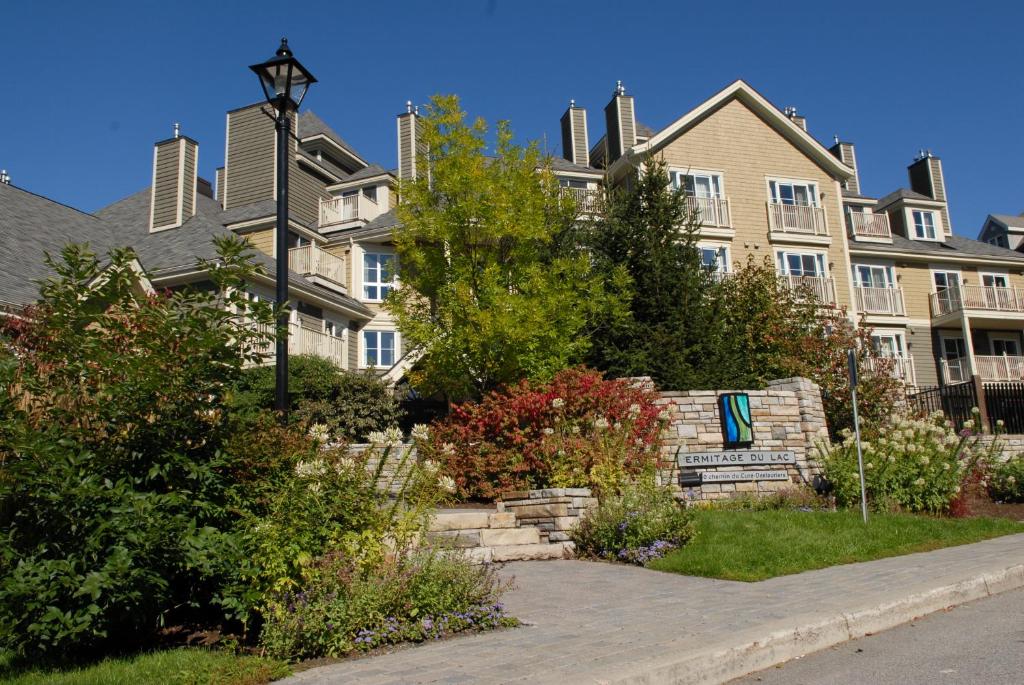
[{"x1": 3, "y1": 0, "x2": 1022, "y2": 236}]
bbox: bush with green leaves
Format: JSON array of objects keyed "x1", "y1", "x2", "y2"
[
  {"x1": 988, "y1": 454, "x2": 1024, "y2": 503},
  {"x1": 259, "y1": 549, "x2": 514, "y2": 660},
  {"x1": 230, "y1": 354, "x2": 403, "y2": 442},
  {"x1": 0, "y1": 239, "x2": 274, "y2": 660},
  {"x1": 571, "y1": 481, "x2": 695, "y2": 565},
  {"x1": 815, "y1": 411, "x2": 982, "y2": 514}
]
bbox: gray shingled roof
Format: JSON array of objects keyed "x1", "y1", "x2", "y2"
[
  {"x1": 876, "y1": 188, "x2": 936, "y2": 207},
  {"x1": 636, "y1": 122, "x2": 656, "y2": 139},
  {"x1": 298, "y1": 111, "x2": 366, "y2": 164},
  {"x1": 850, "y1": 232, "x2": 1024, "y2": 262},
  {"x1": 220, "y1": 199, "x2": 277, "y2": 226},
  {"x1": 549, "y1": 157, "x2": 603, "y2": 175},
  {"x1": 325, "y1": 209, "x2": 400, "y2": 243},
  {"x1": 989, "y1": 213, "x2": 1024, "y2": 230},
  {"x1": 339, "y1": 164, "x2": 392, "y2": 183},
  {"x1": 0, "y1": 183, "x2": 113, "y2": 306}
]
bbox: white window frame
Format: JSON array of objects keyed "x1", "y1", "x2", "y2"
[
  {"x1": 767, "y1": 178, "x2": 819, "y2": 207},
  {"x1": 670, "y1": 169, "x2": 726, "y2": 199},
  {"x1": 698, "y1": 243, "x2": 730, "y2": 273},
  {"x1": 930, "y1": 268, "x2": 962, "y2": 293},
  {"x1": 853, "y1": 263, "x2": 895, "y2": 288},
  {"x1": 911, "y1": 209, "x2": 937, "y2": 240},
  {"x1": 870, "y1": 330, "x2": 907, "y2": 358},
  {"x1": 362, "y1": 251, "x2": 397, "y2": 302},
  {"x1": 989, "y1": 333, "x2": 1020, "y2": 357},
  {"x1": 361, "y1": 329, "x2": 398, "y2": 369},
  {"x1": 938, "y1": 331, "x2": 967, "y2": 361},
  {"x1": 980, "y1": 271, "x2": 1009, "y2": 289},
  {"x1": 776, "y1": 250, "x2": 828, "y2": 278}
]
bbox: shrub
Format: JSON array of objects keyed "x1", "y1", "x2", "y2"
[
  {"x1": 0, "y1": 240, "x2": 274, "y2": 660},
  {"x1": 230, "y1": 354, "x2": 403, "y2": 442},
  {"x1": 571, "y1": 481, "x2": 695, "y2": 565},
  {"x1": 422, "y1": 367, "x2": 666, "y2": 499},
  {"x1": 816, "y1": 411, "x2": 981, "y2": 514},
  {"x1": 259, "y1": 550, "x2": 514, "y2": 660},
  {"x1": 988, "y1": 454, "x2": 1024, "y2": 503}
]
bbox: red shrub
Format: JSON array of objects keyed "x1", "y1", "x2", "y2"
[{"x1": 423, "y1": 367, "x2": 665, "y2": 500}]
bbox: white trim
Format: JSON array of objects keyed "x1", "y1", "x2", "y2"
[
  {"x1": 222, "y1": 112, "x2": 230, "y2": 208},
  {"x1": 147, "y1": 144, "x2": 159, "y2": 232},
  {"x1": 175, "y1": 138, "x2": 186, "y2": 227},
  {"x1": 361, "y1": 249, "x2": 397, "y2": 302},
  {"x1": 697, "y1": 241, "x2": 731, "y2": 273},
  {"x1": 765, "y1": 176, "x2": 820, "y2": 207},
  {"x1": 190, "y1": 141, "x2": 198, "y2": 217},
  {"x1": 359, "y1": 328, "x2": 400, "y2": 369},
  {"x1": 300, "y1": 133, "x2": 369, "y2": 168}
]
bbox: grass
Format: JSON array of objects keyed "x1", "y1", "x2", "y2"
[
  {"x1": 0, "y1": 648, "x2": 290, "y2": 685},
  {"x1": 648, "y1": 509, "x2": 1024, "y2": 582}
]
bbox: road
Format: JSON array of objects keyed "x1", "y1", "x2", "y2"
[{"x1": 732, "y1": 587, "x2": 1024, "y2": 684}]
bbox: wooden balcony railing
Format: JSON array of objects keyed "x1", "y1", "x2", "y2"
[
  {"x1": 975, "y1": 355, "x2": 1024, "y2": 382},
  {"x1": 253, "y1": 320, "x2": 346, "y2": 366},
  {"x1": 854, "y1": 286, "x2": 905, "y2": 316},
  {"x1": 780, "y1": 274, "x2": 836, "y2": 304},
  {"x1": 558, "y1": 186, "x2": 602, "y2": 213},
  {"x1": 930, "y1": 286, "x2": 1024, "y2": 317},
  {"x1": 767, "y1": 202, "x2": 828, "y2": 236},
  {"x1": 320, "y1": 194, "x2": 364, "y2": 227},
  {"x1": 683, "y1": 195, "x2": 731, "y2": 228},
  {"x1": 940, "y1": 358, "x2": 969, "y2": 384},
  {"x1": 288, "y1": 244, "x2": 346, "y2": 286},
  {"x1": 863, "y1": 355, "x2": 916, "y2": 386},
  {"x1": 847, "y1": 212, "x2": 891, "y2": 239}
]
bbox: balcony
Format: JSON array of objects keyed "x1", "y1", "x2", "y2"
[
  {"x1": 780, "y1": 274, "x2": 836, "y2": 304},
  {"x1": 854, "y1": 286, "x2": 905, "y2": 316},
  {"x1": 320, "y1": 192, "x2": 383, "y2": 228},
  {"x1": 558, "y1": 186, "x2": 602, "y2": 214},
  {"x1": 288, "y1": 244, "x2": 346, "y2": 287},
  {"x1": 942, "y1": 355, "x2": 1024, "y2": 384},
  {"x1": 863, "y1": 355, "x2": 916, "y2": 386},
  {"x1": 683, "y1": 196, "x2": 731, "y2": 228},
  {"x1": 847, "y1": 212, "x2": 891, "y2": 240},
  {"x1": 930, "y1": 286, "x2": 1024, "y2": 318},
  {"x1": 252, "y1": 320, "x2": 347, "y2": 367},
  {"x1": 767, "y1": 202, "x2": 828, "y2": 236}
]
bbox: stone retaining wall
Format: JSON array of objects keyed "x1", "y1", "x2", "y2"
[
  {"x1": 498, "y1": 488, "x2": 598, "y2": 543},
  {"x1": 974, "y1": 434, "x2": 1024, "y2": 461},
  {"x1": 655, "y1": 377, "x2": 829, "y2": 501},
  {"x1": 347, "y1": 443, "x2": 416, "y2": 495}
]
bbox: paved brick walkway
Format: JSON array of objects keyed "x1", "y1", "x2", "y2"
[{"x1": 281, "y1": 533, "x2": 1024, "y2": 685}]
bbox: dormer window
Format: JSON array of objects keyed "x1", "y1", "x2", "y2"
[
  {"x1": 912, "y1": 210, "x2": 937, "y2": 240},
  {"x1": 363, "y1": 185, "x2": 378, "y2": 203}
]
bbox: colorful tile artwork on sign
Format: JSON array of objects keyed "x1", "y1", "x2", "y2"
[{"x1": 719, "y1": 392, "x2": 753, "y2": 448}]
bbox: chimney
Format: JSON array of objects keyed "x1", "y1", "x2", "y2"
[
  {"x1": 829, "y1": 139, "x2": 860, "y2": 195},
  {"x1": 214, "y1": 167, "x2": 224, "y2": 205},
  {"x1": 560, "y1": 100, "x2": 589, "y2": 167},
  {"x1": 604, "y1": 81, "x2": 636, "y2": 165},
  {"x1": 784, "y1": 106, "x2": 807, "y2": 132},
  {"x1": 397, "y1": 101, "x2": 427, "y2": 181},
  {"x1": 908, "y1": 150, "x2": 952, "y2": 235},
  {"x1": 0, "y1": 170, "x2": 9, "y2": 185},
  {"x1": 149, "y1": 124, "x2": 198, "y2": 232}
]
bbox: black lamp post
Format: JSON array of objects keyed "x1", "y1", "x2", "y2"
[{"x1": 249, "y1": 38, "x2": 317, "y2": 419}]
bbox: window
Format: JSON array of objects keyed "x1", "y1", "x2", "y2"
[
  {"x1": 363, "y1": 253, "x2": 396, "y2": 301},
  {"x1": 324, "y1": 320, "x2": 339, "y2": 337},
  {"x1": 912, "y1": 210, "x2": 936, "y2": 240},
  {"x1": 933, "y1": 270, "x2": 961, "y2": 291},
  {"x1": 991, "y1": 335, "x2": 1020, "y2": 357},
  {"x1": 671, "y1": 171, "x2": 724, "y2": 198},
  {"x1": 363, "y1": 185, "x2": 378, "y2": 203},
  {"x1": 777, "y1": 251, "x2": 826, "y2": 277},
  {"x1": 854, "y1": 265, "x2": 894, "y2": 288},
  {"x1": 699, "y1": 246, "x2": 729, "y2": 273},
  {"x1": 287, "y1": 231, "x2": 309, "y2": 249},
  {"x1": 363, "y1": 330, "x2": 396, "y2": 367},
  {"x1": 871, "y1": 333, "x2": 906, "y2": 358},
  {"x1": 558, "y1": 178, "x2": 589, "y2": 189},
  {"x1": 769, "y1": 180, "x2": 818, "y2": 207},
  {"x1": 942, "y1": 336, "x2": 966, "y2": 361},
  {"x1": 982, "y1": 273, "x2": 1009, "y2": 288}
]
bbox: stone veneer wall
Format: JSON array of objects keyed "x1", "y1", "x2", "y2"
[
  {"x1": 348, "y1": 443, "x2": 416, "y2": 496},
  {"x1": 973, "y1": 434, "x2": 1024, "y2": 462},
  {"x1": 655, "y1": 377, "x2": 830, "y2": 501},
  {"x1": 498, "y1": 488, "x2": 598, "y2": 542}
]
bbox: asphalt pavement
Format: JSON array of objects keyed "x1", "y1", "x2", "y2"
[{"x1": 732, "y1": 587, "x2": 1024, "y2": 685}]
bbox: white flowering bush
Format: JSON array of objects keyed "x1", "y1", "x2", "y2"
[
  {"x1": 988, "y1": 454, "x2": 1024, "y2": 503},
  {"x1": 815, "y1": 411, "x2": 981, "y2": 514}
]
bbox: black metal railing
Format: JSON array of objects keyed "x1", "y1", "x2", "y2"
[
  {"x1": 906, "y1": 381, "x2": 978, "y2": 429},
  {"x1": 982, "y1": 382, "x2": 1024, "y2": 433}
]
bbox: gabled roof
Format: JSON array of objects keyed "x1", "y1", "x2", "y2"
[
  {"x1": 0, "y1": 183, "x2": 113, "y2": 307},
  {"x1": 849, "y1": 232, "x2": 1024, "y2": 264},
  {"x1": 340, "y1": 164, "x2": 393, "y2": 184},
  {"x1": 325, "y1": 209, "x2": 400, "y2": 243},
  {"x1": 622, "y1": 80, "x2": 855, "y2": 180},
  {"x1": 987, "y1": 213, "x2": 1024, "y2": 231},
  {"x1": 298, "y1": 111, "x2": 367, "y2": 167},
  {"x1": 875, "y1": 188, "x2": 940, "y2": 207}
]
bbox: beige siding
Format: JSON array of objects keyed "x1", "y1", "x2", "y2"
[
  {"x1": 907, "y1": 324, "x2": 940, "y2": 387},
  {"x1": 224, "y1": 104, "x2": 275, "y2": 209},
  {"x1": 348, "y1": 321, "x2": 360, "y2": 369},
  {"x1": 398, "y1": 114, "x2": 415, "y2": 180},
  {"x1": 245, "y1": 228, "x2": 275, "y2": 257},
  {"x1": 892, "y1": 262, "x2": 938, "y2": 319},
  {"x1": 656, "y1": 98, "x2": 853, "y2": 308},
  {"x1": 572, "y1": 109, "x2": 589, "y2": 165},
  {"x1": 619, "y1": 97, "x2": 636, "y2": 151},
  {"x1": 151, "y1": 140, "x2": 181, "y2": 229}
]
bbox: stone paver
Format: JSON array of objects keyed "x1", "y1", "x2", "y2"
[{"x1": 281, "y1": 533, "x2": 1024, "y2": 685}]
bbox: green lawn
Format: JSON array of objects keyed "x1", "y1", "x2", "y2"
[
  {"x1": 648, "y1": 509, "x2": 1024, "y2": 582},
  {"x1": 0, "y1": 648, "x2": 290, "y2": 685}
]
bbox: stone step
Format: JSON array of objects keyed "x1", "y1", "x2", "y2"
[
  {"x1": 429, "y1": 510, "x2": 494, "y2": 532},
  {"x1": 427, "y1": 529, "x2": 482, "y2": 548},
  {"x1": 480, "y1": 527, "x2": 540, "y2": 547},
  {"x1": 491, "y1": 542, "x2": 573, "y2": 562},
  {"x1": 488, "y1": 512, "x2": 517, "y2": 529}
]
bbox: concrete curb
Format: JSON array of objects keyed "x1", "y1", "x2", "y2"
[{"x1": 601, "y1": 562, "x2": 1024, "y2": 685}]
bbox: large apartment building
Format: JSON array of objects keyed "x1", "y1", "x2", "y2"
[{"x1": 2, "y1": 77, "x2": 1023, "y2": 390}]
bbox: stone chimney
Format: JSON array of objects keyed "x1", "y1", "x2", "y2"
[
  {"x1": 604, "y1": 81, "x2": 636, "y2": 165},
  {"x1": 560, "y1": 100, "x2": 589, "y2": 167},
  {"x1": 149, "y1": 125, "x2": 198, "y2": 232},
  {"x1": 784, "y1": 106, "x2": 807, "y2": 132},
  {"x1": 829, "y1": 139, "x2": 860, "y2": 195},
  {"x1": 908, "y1": 150, "x2": 952, "y2": 235},
  {"x1": 397, "y1": 101, "x2": 427, "y2": 181}
]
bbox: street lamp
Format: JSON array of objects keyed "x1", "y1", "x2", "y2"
[{"x1": 249, "y1": 38, "x2": 317, "y2": 420}]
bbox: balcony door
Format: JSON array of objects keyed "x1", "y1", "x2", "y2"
[
  {"x1": 769, "y1": 180, "x2": 818, "y2": 207},
  {"x1": 778, "y1": 251, "x2": 826, "y2": 278},
  {"x1": 991, "y1": 336, "x2": 1020, "y2": 357},
  {"x1": 854, "y1": 265, "x2": 893, "y2": 289},
  {"x1": 933, "y1": 270, "x2": 962, "y2": 312},
  {"x1": 871, "y1": 333, "x2": 905, "y2": 358},
  {"x1": 981, "y1": 273, "x2": 1012, "y2": 309}
]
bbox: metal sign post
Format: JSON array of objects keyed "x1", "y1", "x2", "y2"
[{"x1": 848, "y1": 349, "x2": 869, "y2": 524}]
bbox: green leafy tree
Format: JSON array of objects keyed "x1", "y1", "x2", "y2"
[
  {"x1": 388, "y1": 95, "x2": 626, "y2": 399},
  {"x1": 585, "y1": 157, "x2": 726, "y2": 389}
]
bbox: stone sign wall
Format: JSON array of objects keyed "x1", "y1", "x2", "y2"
[{"x1": 654, "y1": 377, "x2": 830, "y2": 501}]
